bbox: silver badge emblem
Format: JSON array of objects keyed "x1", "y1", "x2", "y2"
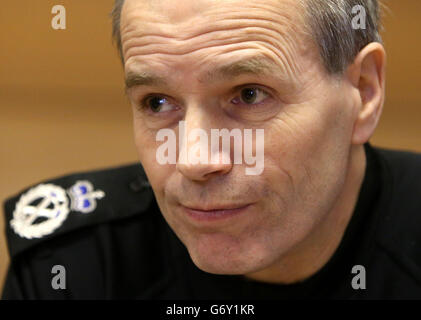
[
  {"x1": 10, "y1": 184, "x2": 70, "y2": 239},
  {"x1": 11, "y1": 181, "x2": 105, "y2": 239}
]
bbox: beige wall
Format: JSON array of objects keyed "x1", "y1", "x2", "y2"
[{"x1": 1, "y1": 0, "x2": 420, "y2": 294}]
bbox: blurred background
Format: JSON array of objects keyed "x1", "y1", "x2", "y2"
[{"x1": 0, "y1": 0, "x2": 420, "y2": 294}]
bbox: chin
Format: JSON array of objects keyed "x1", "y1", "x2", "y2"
[
  {"x1": 185, "y1": 233, "x2": 274, "y2": 275},
  {"x1": 189, "y1": 251, "x2": 254, "y2": 275}
]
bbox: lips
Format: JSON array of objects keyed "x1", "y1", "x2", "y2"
[{"x1": 182, "y1": 203, "x2": 252, "y2": 222}]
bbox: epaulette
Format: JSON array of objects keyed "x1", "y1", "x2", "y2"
[{"x1": 3, "y1": 163, "x2": 154, "y2": 258}]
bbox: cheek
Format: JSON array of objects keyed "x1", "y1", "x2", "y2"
[
  {"x1": 133, "y1": 120, "x2": 153, "y2": 163},
  {"x1": 262, "y1": 91, "x2": 354, "y2": 212},
  {"x1": 133, "y1": 120, "x2": 173, "y2": 198},
  {"x1": 270, "y1": 88, "x2": 353, "y2": 167}
]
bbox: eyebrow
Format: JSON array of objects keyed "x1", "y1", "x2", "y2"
[{"x1": 124, "y1": 55, "x2": 283, "y2": 91}]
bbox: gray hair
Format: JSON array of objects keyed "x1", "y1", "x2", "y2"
[
  {"x1": 300, "y1": 0, "x2": 382, "y2": 74},
  {"x1": 110, "y1": 0, "x2": 382, "y2": 74}
]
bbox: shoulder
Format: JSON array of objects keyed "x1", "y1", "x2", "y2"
[
  {"x1": 373, "y1": 145, "x2": 421, "y2": 219},
  {"x1": 369, "y1": 145, "x2": 421, "y2": 288},
  {"x1": 3, "y1": 163, "x2": 155, "y2": 259},
  {"x1": 2, "y1": 163, "x2": 180, "y2": 299},
  {"x1": 375, "y1": 145, "x2": 421, "y2": 183}
]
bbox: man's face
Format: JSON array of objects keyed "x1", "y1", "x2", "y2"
[{"x1": 121, "y1": 0, "x2": 359, "y2": 275}]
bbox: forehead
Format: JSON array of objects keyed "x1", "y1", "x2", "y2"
[
  {"x1": 120, "y1": 0, "x2": 312, "y2": 82},
  {"x1": 122, "y1": 0, "x2": 302, "y2": 23},
  {"x1": 121, "y1": 0, "x2": 307, "y2": 48}
]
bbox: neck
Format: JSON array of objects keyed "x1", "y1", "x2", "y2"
[{"x1": 244, "y1": 144, "x2": 367, "y2": 284}]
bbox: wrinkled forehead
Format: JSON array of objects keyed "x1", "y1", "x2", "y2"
[
  {"x1": 120, "y1": 0, "x2": 307, "y2": 45},
  {"x1": 122, "y1": 0, "x2": 303, "y2": 22},
  {"x1": 119, "y1": 0, "x2": 315, "y2": 83}
]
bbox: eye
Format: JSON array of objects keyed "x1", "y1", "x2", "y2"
[
  {"x1": 231, "y1": 87, "x2": 269, "y2": 105},
  {"x1": 141, "y1": 95, "x2": 177, "y2": 113}
]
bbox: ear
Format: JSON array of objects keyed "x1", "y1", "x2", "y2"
[{"x1": 346, "y1": 42, "x2": 386, "y2": 145}]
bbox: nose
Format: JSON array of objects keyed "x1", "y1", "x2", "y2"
[
  {"x1": 176, "y1": 118, "x2": 233, "y2": 182},
  {"x1": 176, "y1": 151, "x2": 232, "y2": 181}
]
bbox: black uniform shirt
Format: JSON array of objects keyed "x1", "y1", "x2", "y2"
[{"x1": 2, "y1": 143, "x2": 421, "y2": 299}]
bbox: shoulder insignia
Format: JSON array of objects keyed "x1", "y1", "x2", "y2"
[
  {"x1": 3, "y1": 163, "x2": 154, "y2": 257},
  {"x1": 10, "y1": 181, "x2": 105, "y2": 239},
  {"x1": 68, "y1": 180, "x2": 105, "y2": 214}
]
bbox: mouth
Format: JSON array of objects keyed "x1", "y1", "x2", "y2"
[{"x1": 182, "y1": 203, "x2": 253, "y2": 222}]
